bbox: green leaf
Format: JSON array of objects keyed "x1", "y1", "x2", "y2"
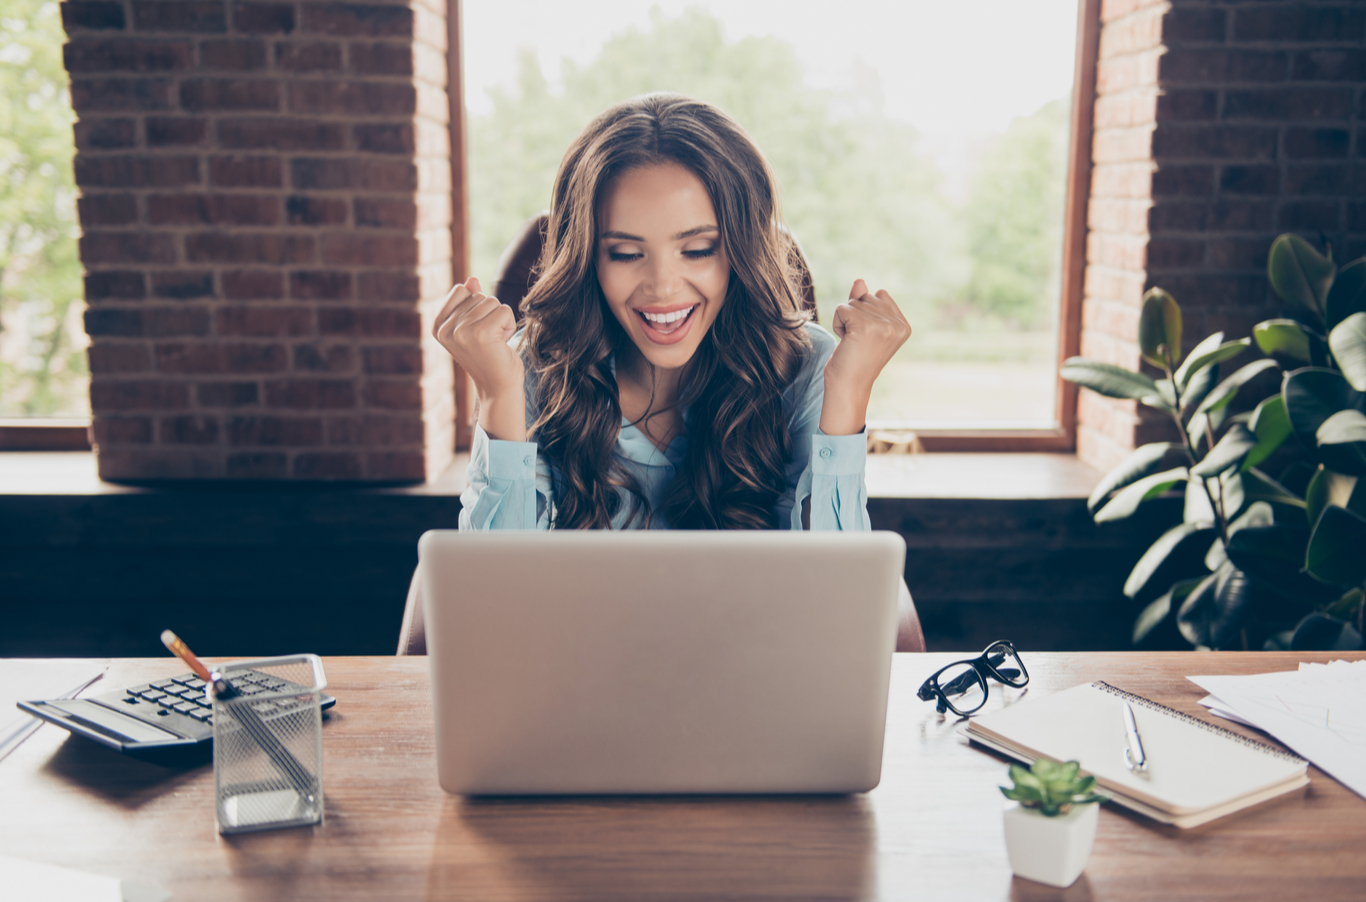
[
  {"x1": 1268, "y1": 233, "x2": 1334, "y2": 322},
  {"x1": 1154, "y1": 378, "x2": 1178, "y2": 409},
  {"x1": 1325, "y1": 588, "x2": 1365, "y2": 621},
  {"x1": 1329, "y1": 312, "x2": 1366, "y2": 392},
  {"x1": 1181, "y1": 363, "x2": 1219, "y2": 416},
  {"x1": 1227, "y1": 523, "x2": 1336, "y2": 602},
  {"x1": 1185, "y1": 470, "x2": 1245, "y2": 524},
  {"x1": 1176, "y1": 338, "x2": 1251, "y2": 392},
  {"x1": 1185, "y1": 474, "x2": 1215, "y2": 524},
  {"x1": 1253, "y1": 319, "x2": 1314, "y2": 363},
  {"x1": 1133, "y1": 576, "x2": 1203, "y2": 644},
  {"x1": 1176, "y1": 569, "x2": 1222, "y2": 646},
  {"x1": 1283, "y1": 367, "x2": 1366, "y2": 476},
  {"x1": 1194, "y1": 359, "x2": 1279, "y2": 419},
  {"x1": 1290, "y1": 613, "x2": 1364, "y2": 652},
  {"x1": 1211, "y1": 566, "x2": 1255, "y2": 648},
  {"x1": 1318, "y1": 409, "x2": 1366, "y2": 446},
  {"x1": 1061, "y1": 358, "x2": 1164, "y2": 404},
  {"x1": 1095, "y1": 467, "x2": 1189, "y2": 524},
  {"x1": 1242, "y1": 395, "x2": 1293, "y2": 471},
  {"x1": 1139, "y1": 288, "x2": 1183, "y2": 369},
  {"x1": 1242, "y1": 467, "x2": 1306, "y2": 510},
  {"x1": 1306, "y1": 504, "x2": 1366, "y2": 585},
  {"x1": 1124, "y1": 521, "x2": 1213, "y2": 598},
  {"x1": 1325, "y1": 259, "x2": 1366, "y2": 329},
  {"x1": 1192, "y1": 424, "x2": 1258, "y2": 477},
  {"x1": 1088, "y1": 443, "x2": 1177, "y2": 514}
]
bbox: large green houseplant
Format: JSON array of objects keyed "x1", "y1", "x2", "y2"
[{"x1": 1062, "y1": 233, "x2": 1366, "y2": 651}]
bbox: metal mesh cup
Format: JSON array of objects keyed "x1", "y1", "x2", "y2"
[{"x1": 212, "y1": 654, "x2": 326, "y2": 834}]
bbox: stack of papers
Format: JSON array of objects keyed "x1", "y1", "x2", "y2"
[{"x1": 1189, "y1": 660, "x2": 1366, "y2": 801}]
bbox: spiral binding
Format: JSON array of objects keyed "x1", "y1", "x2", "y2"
[{"x1": 1091, "y1": 681, "x2": 1307, "y2": 765}]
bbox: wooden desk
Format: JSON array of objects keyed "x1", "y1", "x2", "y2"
[{"x1": 1, "y1": 653, "x2": 1362, "y2": 901}]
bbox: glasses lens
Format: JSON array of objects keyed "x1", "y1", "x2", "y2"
[
  {"x1": 935, "y1": 662, "x2": 987, "y2": 714},
  {"x1": 984, "y1": 641, "x2": 1028, "y2": 687}
]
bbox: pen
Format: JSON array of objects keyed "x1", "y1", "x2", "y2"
[
  {"x1": 161, "y1": 630, "x2": 318, "y2": 803},
  {"x1": 1122, "y1": 700, "x2": 1148, "y2": 773}
]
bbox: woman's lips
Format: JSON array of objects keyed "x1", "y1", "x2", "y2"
[{"x1": 636, "y1": 305, "x2": 697, "y2": 345}]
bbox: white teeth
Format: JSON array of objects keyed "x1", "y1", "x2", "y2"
[{"x1": 641, "y1": 306, "x2": 694, "y2": 324}]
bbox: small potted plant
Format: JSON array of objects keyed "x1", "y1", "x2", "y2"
[{"x1": 1000, "y1": 759, "x2": 1107, "y2": 887}]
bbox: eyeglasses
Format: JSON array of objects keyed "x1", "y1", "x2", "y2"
[{"x1": 916, "y1": 640, "x2": 1029, "y2": 716}]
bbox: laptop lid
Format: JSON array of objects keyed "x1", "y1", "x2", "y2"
[{"x1": 418, "y1": 530, "x2": 904, "y2": 795}]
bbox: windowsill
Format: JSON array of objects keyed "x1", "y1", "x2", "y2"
[{"x1": 0, "y1": 450, "x2": 1103, "y2": 500}]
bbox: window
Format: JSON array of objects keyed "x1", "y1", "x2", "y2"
[{"x1": 460, "y1": 0, "x2": 1095, "y2": 450}]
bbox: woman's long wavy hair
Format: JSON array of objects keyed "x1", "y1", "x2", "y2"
[{"x1": 520, "y1": 94, "x2": 812, "y2": 529}]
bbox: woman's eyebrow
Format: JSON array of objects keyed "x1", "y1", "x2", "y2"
[{"x1": 599, "y1": 225, "x2": 719, "y2": 241}]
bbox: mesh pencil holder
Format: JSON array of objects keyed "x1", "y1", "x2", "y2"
[{"x1": 212, "y1": 653, "x2": 327, "y2": 835}]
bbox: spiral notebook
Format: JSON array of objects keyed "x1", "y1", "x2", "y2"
[{"x1": 965, "y1": 681, "x2": 1309, "y2": 828}]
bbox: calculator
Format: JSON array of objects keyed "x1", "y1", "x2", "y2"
[{"x1": 17, "y1": 669, "x2": 337, "y2": 765}]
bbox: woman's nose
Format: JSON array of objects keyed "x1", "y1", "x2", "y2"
[{"x1": 643, "y1": 253, "x2": 683, "y2": 300}]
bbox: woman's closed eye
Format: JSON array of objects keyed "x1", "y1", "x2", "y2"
[{"x1": 683, "y1": 246, "x2": 718, "y2": 259}]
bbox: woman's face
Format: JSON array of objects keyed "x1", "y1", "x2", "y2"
[{"x1": 596, "y1": 162, "x2": 730, "y2": 374}]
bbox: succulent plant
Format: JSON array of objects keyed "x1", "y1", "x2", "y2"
[{"x1": 1001, "y1": 759, "x2": 1107, "y2": 817}]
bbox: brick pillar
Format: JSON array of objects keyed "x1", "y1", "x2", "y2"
[
  {"x1": 1078, "y1": 0, "x2": 1366, "y2": 472},
  {"x1": 62, "y1": 0, "x2": 455, "y2": 481}
]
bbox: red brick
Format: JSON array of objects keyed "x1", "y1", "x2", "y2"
[
  {"x1": 275, "y1": 41, "x2": 342, "y2": 71},
  {"x1": 289, "y1": 80, "x2": 416, "y2": 116},
  {"x1": 88, "y1": 344, "x2": 152, "y2": 373},
  {"x1": 226, "y1": 415, "x2": 323, "y2": 445},
  {"x1": 1219, "y1": 165, "x2": 1280, "y2": 195},
  {"x1": 348, "y1": 42, "x2": 412, "y2": 75},
  {"x1": 222, "y1": 269, "x2": 284, "y2": 299},
  {"x1": 201, "y1": 39, "x2": 268, "y2": 70},
  {"x1": 224, "y1": 343, "x2": 289, "y2": 372},
  {"x1": 264, "y1": 378, "x2": 357, "y2": 409},
  {"x1": 146, "y1": 116, "x2": 208, "y2": 146},
  {"x1": 1151, "y1": 125, "x2": 1277, "y2": 161},
  {"x1": 1147, "y1": 201, "x2": 1206, "y2": 231},
  {"x1": 74, "y1": 118, "x2": 137, "y2": 149},
  {"x1": 1146, "y1": 238, "x2": 1205, "y2": 268},
  {"x1": 146, "y1": 307, "x2": 212, "y2": 336},
  {"x1": 1162, "y1": 8, "x2": 1226, "y2": 43},
  {"x1": 217, "y1": 307, "x2": 314, "y2": 336},
  {"x1": 197, "y1": 382, "x2": 259, "y2": 405},
  {"x1": 292, "y1": 344, "x2": 354, "y2": 372},
  {"x1": 92, "y1": 416, "x2": 154, "y2": 443},
  {"x1": 62, "y1": 2, "x2": 127, "y2": 31},
  {"x1": 361, "y1": 345, "x2": 421, "y2": 375},
  {"x1": 64, "y1": 40, "x2": 193, "y2": 72},
  {"x1": 1277, "y1": 201, "x2": 1342, "y2": 232},
  {"x1": 225, "y1": 452, "x2": 288, "y2": 477},
  {"x1": 356, "y1": 271, "x2": 419, "y2": 302},
  {"x1": 1206, "y1": 198, "x2": 1275, "y2": 230},
  {"x1": 1284, "y1": 128, "x2": 1350, "y2": 159},
  {"x1": 361, "y1": 379, "x2": 421, "y2": 409},
  {"x1": 1295, "y1": 49, "x2": 1366, "y2": 82},
  {"x1": 353, "y1": 123, "x2": 414, "y2": 155},
  {"x1": 80, "y1": 232, "x2": 178, "y2": 265},
  {"x1": 151, "y1": 271, "x2": 214, "y2": 299},
  {"x1": 69, "y1": 77, "x2": 172, "y2": 111},
  {"x1": 285, "y1": 196, "x2": 348, "y2": 226},
  {"x1": 291, "y1": 158, "x2": 416, "y2": 191},
  {"x1": 85, "y1": 308, "x2": 144, "y2": 336},
  {"x1": 1155, "y1": 91, "x2": 1216, "y2": 122},
  {"x1": 160, "y1": 415, "x2": 220, "y2": 444},
  {"x1": 1233, "y1": 7, "x2": 1365, "y2": 43},
  {"x1": 78, "y1": 194, "x2": 138, "y2": 227},
  {"x1": 148, "y1": 193, "x2": 280, "y2": 226},
  {"x1": 90, "y1": 379, "x2": 190, "y2": 410},
  {"x1": 232, "y1": 2, "x2": 295, "y2": 34},
  {"x1": 1223, "y1": 88, "x2": 1353, "y2": 122},
  {"x1": 1159, "y1": 49, "x2": 1287, "y2": 84},
  {"x1": 1139, "y1": 274, "x2": 1264, "y2": 308},
  {"x1": 365, "y1": 452, "x2": 425, "y2": 480},
  {"x1": 1150, "y1": 166, "x2": 1212, "y2": 197},
  {"x1": 132, "y1": 1, "x2": 227, "y2": 32},
  {"x1": 216, "y1": 118, "x2": 347, "y2": 151},
  {"x1": 1348, "y1": 202, "x2": 1366, "y2": 232},
  {"x1": 301, "y1": 4, "x2": 413, "y2": 37},
  {"x1": 321, "y1": 234, "x2": 417, "y2": 266},
  {"x1": 292, "y1": 452, "x2": 363, "y2": 479},
  {"x1": 208, "y1": 154, "x2": 283, "y2": 187},
  {"x1": 290, "y1": 271, "x2": 352, "y2": 300},
  {"x1": 1208, "y1": 238, "x2": 1275, "y2": 270},
  {"x1": 318, "y1": 307, "x2": 420, "y2": 337},
  {"x1": 180, "y1": 78, "x2": 280, "y2": 111},
  {"x1": 184, "y1": 232, "x2": 315, "y2": 265},
  {"x1": 156, "y1": 343, "x2": 224, "y2": 373},
  {"x1": 1285, "y1": 164, "x2": 1351, "y2": 196},
  {"x1": 75, "y1": 155, "x2": 200, "y2": 188}
]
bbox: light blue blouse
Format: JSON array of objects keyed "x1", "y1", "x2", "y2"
[{"x1": 459, "y1": 322, "x2": 870, "y2": 531}]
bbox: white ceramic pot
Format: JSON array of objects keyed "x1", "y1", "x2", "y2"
[{"x1": 1002, "y1": 801, "x2": 1099, "y2": 888}]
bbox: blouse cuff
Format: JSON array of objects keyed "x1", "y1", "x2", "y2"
[{"x1": 809, "y1": 431, "x2": 866, "y2": 475}]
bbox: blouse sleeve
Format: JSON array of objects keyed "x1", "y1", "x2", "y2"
[
  {"x1": 458, "y1": 423, "x2": 551, "y2": 530},
  {"x1": 777, "y1": 323, "x2": 872, "y2": 532}
]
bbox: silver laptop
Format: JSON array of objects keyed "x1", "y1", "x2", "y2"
[{"x1": 417, "y1": 530, "x2": 904, "y2": 796}]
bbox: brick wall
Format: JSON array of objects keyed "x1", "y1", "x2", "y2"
[
  {"x1": 62, "y1": 0, "x2": 457, "y2": 481},
  {"x1": 1078, "y1": 0, "x2": 1366, "y2": 472}
]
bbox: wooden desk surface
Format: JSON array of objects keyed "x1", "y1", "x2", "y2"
[{"x1": 1, "y1": 652, "x2": 1362, "y2": 901}]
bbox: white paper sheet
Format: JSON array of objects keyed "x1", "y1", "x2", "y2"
[
  {"x1": 0, "y1": 855, "x2": 170, "y2": 902},
  {"x1": 1189, "y1": 660, "x2": 1366, "y2": 801}
]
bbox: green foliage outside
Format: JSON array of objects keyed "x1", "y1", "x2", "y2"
[
  {"x1": 469, "y1": 8, "x2": 1069, "y2": 351},
  {"x1": 0, "y1": 0, "x2": 86, "y2": 416}
]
